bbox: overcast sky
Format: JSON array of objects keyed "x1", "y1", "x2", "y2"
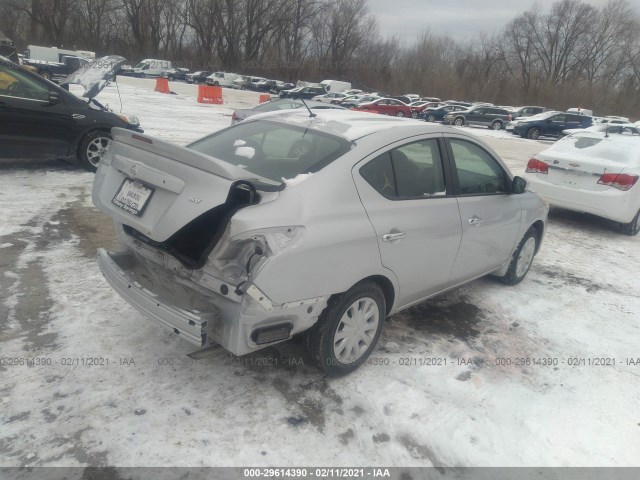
[{"x1": 367, "y1": 0, "x2": 640, "y2": 43}]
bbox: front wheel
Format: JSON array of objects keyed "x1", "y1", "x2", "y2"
[
  {"x1": 396, "y1": 111, "x2": 405, "y2": 118},
  {"x1": 454, "y1": 117, "x2": 465, "y2": 126},
  {"x1": 307, "y1": 282, "x2": 385, "y2": 376},
  {"x1": 411, "y1": 111, "x2": 418, "y2": 118},
  {"x1": 78, "y1": 131, "x2": 112, "y2": 172},
  {"x1": 500, "y1": 227, "x2": 539, "y2": 285},
  {"x1": 426, "y1": 114, "x2": 436, "y2": 122},
  {"x1": 39, "y1": 70, "x2": 52, "y2": 80},
  {"x1": 491, "y1": 120, "x2": 502, "y2": 130},
  {"x1": 620, "y1": 209, "x2": 640, "y2": 236},
  {"x1": 527, "y1": 127, "x2": 540, "y2": 140}
]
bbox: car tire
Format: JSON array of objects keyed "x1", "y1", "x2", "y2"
[
  {"x1": 500, "y1": 227, "x2": 539, "y2": 285},
  {"x1": 396, "y1": 111, "x2": 405, "y2": 117},
  {"x1": 527, "y1": 127, "x2": 540, "y2": 140},
  {"x1": 454, "y1": 117, "x2": 465, "y2": 126},
  {"x1": 307, "y1": 282, "x2": 385, "y2": 376},
  {"x1": 491, "y1": 120, "x2": 502, "y2": 130},
  {"x1": 78, "y1": 130, "x2": 112, "y2": 173},
  {"x1": 426, "y1": 114, "x2": 436, "y2": 122},
  {"x1": 411, "y1": 111, "x2": 418, "y2": 118},
  {"x1": 620, "y1": 209, "x2": 640, "y2": 236},
  {"x1": 213, "y1": 81, "x2": 219, "y2": 87},
  {"x1": 39, "y1": 70, "x2": 52, "y2": 80},
  {"x1": 168, "y1": 75, "x2": 174, "y2": 81}
]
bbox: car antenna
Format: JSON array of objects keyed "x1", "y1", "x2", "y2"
[
  {"x1": 299, "y1": 97, "x2": 316, "y2": 118},
  {"x1": 115, "y1": 76, "x2": 123, "y2": 113}
]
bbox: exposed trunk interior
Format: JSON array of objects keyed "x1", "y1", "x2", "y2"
[{"x1": 123, "y1": 181, "x2": 259, "y2": 270}]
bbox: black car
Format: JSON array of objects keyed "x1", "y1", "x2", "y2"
[
  {"x1": 0, "y1": 30, "x2": 18, "y2": 63},
  {"x1": 162, "y1": 67, "x2": 190, "y2": 81},
  {"x1": 512, "y1": 112, "x2": 593, "y2": 139},
  {"x1": 420, "y1": 104, "x2": 469, "y2": 122},
  {"x1": 280, "y1": 85, "x2": 327, "y2": 99},
  {"x1": 0, "y1": 55, "x2": 142, "y2": 172},
  {"x1": 443, "y1": 105, "x2": 512, "y2": 130},
  {"x1": 185, "y1": 71, "x2": 211, "y2": 84}
]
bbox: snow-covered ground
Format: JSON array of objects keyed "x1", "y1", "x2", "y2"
[{"x1": 1, "y1": 78, "x2": 640, "y2": 468}]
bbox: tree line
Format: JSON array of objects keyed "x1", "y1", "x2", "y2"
[{"x1": 1, "y1": 0, "x2": 639, "y2": 119}]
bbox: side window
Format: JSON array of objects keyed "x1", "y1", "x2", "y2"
[
  {"x1": 450, "y1": 139, "x2": 508, "y2": 195},
  {"x1": 551, "y1": 115, "x2": 566, "y2": 122},
  {"x1": 361, "y1": 153, "x2": 395, "y2": 198},
  {"x1": 0, "y1": 66, "x2": 49, "y2": 101},
  {"x1": 360, "y1": 140, "x2": 447, "y2": 199}
]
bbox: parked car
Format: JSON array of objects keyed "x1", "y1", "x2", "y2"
[
  {"x1": 389, "y1": 95, "x2": 413, "y2": 105},
  {"x1": 206, "y1": 72, "x2": 240, "y2": 87},
  {"x1": 22, "y1": 54, "x2": 89, "y2": 83},
  {"x1": 231, "y1": 99, "x2": 346, "y2": 123},
  {"x1": 246, "y1": 76, "x2": 267, "y2": 91},
  {"x1": 512, "y1": 111, "x2": 593, "y2": 139},
  {"x1": 273, "y1": 81, "x2": 295, "y2": 93},
  {"x1": 0, "y1": 55, "x2": 142, "y2": 172},
  {"x1": 443, "y1": 106, "x2": 512, "y2": 130},
  {"x1": 0, "y1": 30, "x2": 18, "y2": 63},
  {"x1": 232, "y1": 75, "x2": 251, "y2": 89},
  {"x1": 162, "y1": 67, "x2": 190, "y2": 81},
  {"x1": 563, "y1": 121, "x2": 634, "y2": 136},
  {"x1": 524, "y1": 127, "x2": 640, "y2": 235},
  {"x1": 280, "y1": 85, "x2": 327, "y2": 99},
  {"x1": 129, "y1": 59, "x2": 172, "y2": 78},
  {"x1": 185, "y1": 71, "x2": 211, "y2": 84},
  {"x1": 506, "y1": 111, "x2": 558, "y2": 132},
  {"x1": 312, "y1": 92, "x2": 347, "y2": 103},
  {"x1": 355, "y1": 98, "x2": 412, "y2": 117},
  {"x1": 92, "y1": 109, "x2": 547, "y2": 375},
  {"x1": 421, "y1": 104, "x2": 469, "y2": 122},
  {"x1": 511, "y1": 106, "x2": 547, "y2": 119},
  {"x1": 320, "y1": 79, "x2": 351, "y2": 93},
  {"x1": 254, "y1": 79, "x2": 277, "y2": 92},
  {"x1": 340, "y1": 94, "x2": 380, "y2": 108}
]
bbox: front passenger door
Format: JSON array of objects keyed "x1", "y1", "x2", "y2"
[
  {"x1": 447, "y1": 137, "x2": 522, "y2": 282},
  {"x1": 0, "y1": 64, "x2": 73, "y2": 158}
]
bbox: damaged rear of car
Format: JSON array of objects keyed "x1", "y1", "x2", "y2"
[{"x1": 93, "y1": 119, "x2": 356, "y2": 366}]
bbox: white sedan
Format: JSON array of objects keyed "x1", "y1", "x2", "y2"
[{"x1": 524, "y1": 127, "x2": 640, "y2": 235}]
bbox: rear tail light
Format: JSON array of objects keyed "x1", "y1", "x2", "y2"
[
  {"x1": 597, "y1": 173, "x2": 639, "y2": 191},
  {"x1": 526, "y1": 158, "x2": 549, "y2": 174},
  {"x1": 507, "y1": 114, "x2": 512, "y2": 121}
]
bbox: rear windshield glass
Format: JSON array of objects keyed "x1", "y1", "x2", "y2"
[{"x1": 188, "y1": 120, "x2": 352, "y2": 182}]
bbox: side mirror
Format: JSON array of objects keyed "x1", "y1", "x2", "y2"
[
  {"x1": 48, "y1": 91, "x2": 60, "y2": 104},
  {"x1": 511, "y1": 176, "x2": 527, "y2": 194}
]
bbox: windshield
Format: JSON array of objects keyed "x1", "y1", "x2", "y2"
[
  {"x1": 134, "y1": 62, "x2": 148, "y2": 69},
  {"x1": 188, "y1": 120, "x2": 352, "y2": 182}
]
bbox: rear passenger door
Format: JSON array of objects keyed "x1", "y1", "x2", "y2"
[
  {"x1": 446, "y1": 136, "x2": 522, "y2": 282},
  {"x1": 353, "y1": 136, "x2": 462, "y2": 307}
]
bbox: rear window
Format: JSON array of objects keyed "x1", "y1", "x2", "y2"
[{"x1": 188, "y1": 120, "x2": 352, "y2": 182}]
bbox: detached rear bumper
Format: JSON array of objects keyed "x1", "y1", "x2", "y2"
[{"x1": 97, "y1": 248, "x2": 213, "y2": 347}]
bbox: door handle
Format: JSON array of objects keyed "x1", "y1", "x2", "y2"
[
  {"x1": 468, "y1": 216, "x2": 482, "y2": 225},
  {"x1": 382, "y1": 232, "x2": 406, "y2": 242}
]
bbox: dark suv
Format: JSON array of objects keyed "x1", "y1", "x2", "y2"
[
  {"x1": 512, "y1": 112, "x2": 593, "y2": 139},
  {"x1": 443, "y1": 106, "x2": 512, "y2": 130}
]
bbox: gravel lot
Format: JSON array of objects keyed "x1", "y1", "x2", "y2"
[{"x1": 1, "y1": 78, "x2": 639, "y2": 468}]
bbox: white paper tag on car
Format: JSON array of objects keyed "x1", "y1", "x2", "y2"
[{"x1": 112, "y1": 179, "x2": 154, "y2": 216}]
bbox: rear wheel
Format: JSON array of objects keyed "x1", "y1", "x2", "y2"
[
  {"x1": 500, "y1": 227, "x2": 539, "y2": 285},
  {"x1": 527, "y1": 127, "x2": 540, "y2": 140},
  {"x1": 426, "y1": 114, "x2": 436, "y2": 122},
  {"x1": 454, "y1": 117, "x2": 465, "y2": 126},
  {"x1": 78, "y1": 131, "x2": 112, "y2": 172},
  {"x1": 307, "y1": 282, "x2": 385, "y2": 376},
  {"x1": 491, "y1": 120, "x2": 503, "y2": 130},
  {"x1": 620, "y1": 209, "x2": 640, "y2": 236}
]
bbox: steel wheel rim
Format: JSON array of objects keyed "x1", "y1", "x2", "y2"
[
  {"x1": 333, "y1": 297, "x2": 379, "y2": 364},
  {"x1": 516, "y1": 237, "x2": 536, "y2": 278},
  {"x1": 86, "y1": 136, "x2": 111, "y2": 167},
  {"x1": 454, "y1": 118, "x2": 463, "y2": 126}
]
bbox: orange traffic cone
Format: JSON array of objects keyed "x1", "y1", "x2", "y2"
[{"x1": 155, "y1": 77, "x2": 170, "y2": 94}]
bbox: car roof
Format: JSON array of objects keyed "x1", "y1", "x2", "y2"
[{"x1": 244, "y1": 108, "x2": 452, "y2": 141}]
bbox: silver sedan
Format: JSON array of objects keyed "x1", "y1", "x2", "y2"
[{"x1": 93, "y1": 110, "x2": 548, "y2": 375}]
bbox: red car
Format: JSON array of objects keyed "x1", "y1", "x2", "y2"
[{"x1": 354, "y1": 98, "x2": 412, "y2": 117}]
